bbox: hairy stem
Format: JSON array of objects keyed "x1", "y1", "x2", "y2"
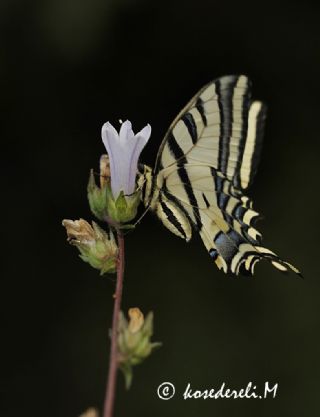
[{"x1": 103, "y1": 229, "x2": 125, "y2": 417}]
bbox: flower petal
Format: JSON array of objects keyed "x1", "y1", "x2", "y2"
[
  {"x1": 125, "y1": 124, "x2": 151, "y2": 195},
  {"x1": 119, "y1": 120, "x2": 134, "y2": 146},
  {"x1": 101, "y1": 122, "x2": 123, "y2": 198},
  {"x1": 135, "y1": 124, "x2": 152, "y2": 145}
]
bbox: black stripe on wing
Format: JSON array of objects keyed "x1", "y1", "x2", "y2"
[
  {"x1": 162, "y1": 180, "x2": 195, "y2": 228},
  {"x1": 177, "y1": 167, "x2": 202, "y2": 230},
  {"x1": 231, "y1": 95, "x2": 250, "y2": 187},
  {"x1": 216, "y1": 77, "x2": 238, "y2": 174},
  {"x1": 159, "y1": 199, "x2": 187, "y2": 239},
  {"x1": 167, "y1": 132, "x2": 186, "y2": 162},
  {"x1": 234, "y1": 101, "x2": 267, "y2": 190},
  {"x1": 181, "y1": 113, "x2": 198, "y2": 144},
  {"x1": 245, "y1": 103, "x2": 267, "y2": 188},
  {"x1": 195, "y1": 97, "x2": 207, "y2": 126},
  {"x1": 168, "y1": 133, "x2": 202, "y2": 230}
]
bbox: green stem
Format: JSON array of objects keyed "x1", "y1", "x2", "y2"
[{"x1": 103, "y1": 229, "x2": 125, "y2": 417}]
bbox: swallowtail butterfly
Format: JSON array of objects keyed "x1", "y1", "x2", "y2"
[{"x1": 138, "y1": 75, "x2": 300, "y2": 276}]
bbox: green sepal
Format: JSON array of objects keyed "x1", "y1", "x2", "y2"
[
  {"x1": 87, "y1": 170, "x2": 109, "y2": 221},
  {"x1": 115, "y1": 191, "x2": 128, "y2": 217},
  {"x1": 106, "y1": 189, "x2": 141, "y2": 224},
  {"x1": 87, "y1": 164, "x2": 142, "y2": 225}
]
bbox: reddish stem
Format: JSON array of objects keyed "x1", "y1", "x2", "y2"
[{"x1": 103, "y1": 230, "x2": 125, "y2": 417}]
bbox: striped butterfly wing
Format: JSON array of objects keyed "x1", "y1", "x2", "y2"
[
  {"x1": 151, "y1": 75, "x2": 300, "y2": 276},
  {"x1": 163, "y1": 163, "x2": 299, "y2": 275},
  {"x1": 236, "y1": 100, "x2": 267, "y2": 191},
  {"x1": 155, "y1": 74, "x2": 264, "y2": 192}
]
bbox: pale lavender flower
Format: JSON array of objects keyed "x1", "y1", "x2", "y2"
[{"x1": 101, "y1": 120, "x2": 151, "y2": 199}]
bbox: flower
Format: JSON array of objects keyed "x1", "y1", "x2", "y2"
[
  {"x1": 117, "y1": 308, "x2": 161, "y2": 389},
  {"x1": 101, "y1": 120, "x2": 151, "y2": 199},
  {"x1": 62, "y1": 219, "x2": 118, "y2": 274}
]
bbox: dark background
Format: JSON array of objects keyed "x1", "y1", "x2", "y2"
[{"x1": 2, "y1": 1, "x2": 320, "y2": 416}]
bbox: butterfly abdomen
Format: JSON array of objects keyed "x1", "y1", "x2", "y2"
[
  {"x1": 138, "y1": 165, "x2": 155, "y2": 207},
  {"x1": 138, "y1": 166, "x2": 193, "y2": 241}
]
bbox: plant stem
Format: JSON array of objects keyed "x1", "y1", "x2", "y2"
[{"x1": 103, "y1": 229, "x2": 125, "y2": 417}]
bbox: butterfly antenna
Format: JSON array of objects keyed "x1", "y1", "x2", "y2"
[
  {"x1": 122, "y1": 206, "x2": 151, "y2": 237},
  {"x1": 133, "y1": 205, "x2": 151, "y2": 227}
]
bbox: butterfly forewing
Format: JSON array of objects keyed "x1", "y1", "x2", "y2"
[
  {"x1": 237, "y1": 101, "x2": 267, "y2": 190},
  {"x1": 156, "y1": 75, "x2": 253, "y2": 183}
]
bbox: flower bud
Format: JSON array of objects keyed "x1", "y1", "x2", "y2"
[
  {"x1": 117, "y1": 308, "x2": 161, "y2": 388},
  {"x1": 79, "y1": 408, "x2": 99, "y2": 417},
  {"x1": 62, "y1": 219, "x2": 117, "y2": 274}
]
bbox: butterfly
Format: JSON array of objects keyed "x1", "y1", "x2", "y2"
[{"x1": 137, "y1": 75, "x2": 301, "y2": 276}]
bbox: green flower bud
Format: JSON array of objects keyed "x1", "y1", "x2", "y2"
[
  {"x1": 88, "y1": 154, "x2": 140, "y2": 225},
  {"x1": 62, "y1": 218, "x2": 117, "y2": 274},
  {"x1": 117, "y1": 308, "x2": 161, "y2": 389}
]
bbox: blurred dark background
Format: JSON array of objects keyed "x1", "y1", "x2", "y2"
[{"x1": 2, "y1": 1, "x2": 320, "y2": 416}]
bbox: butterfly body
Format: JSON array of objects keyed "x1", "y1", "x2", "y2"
[{"x1": 137, "y1": 75, "x2": 300, "y2": 276}]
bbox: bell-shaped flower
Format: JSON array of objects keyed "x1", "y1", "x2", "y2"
[{"x1": 101, "y1": 120, "x2": 151, "y2": 199}]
